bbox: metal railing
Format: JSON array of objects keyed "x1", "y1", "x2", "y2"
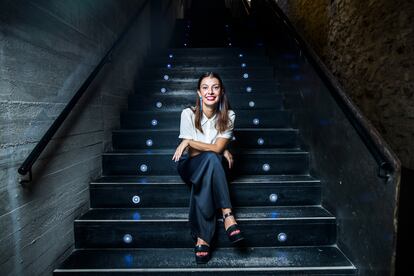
[
  {"x1": 17, "y1": 0, "x2": 150, "y2": 184},
  {"x1": 261, "y1": 0, "x2": 399, "y2": 181}
]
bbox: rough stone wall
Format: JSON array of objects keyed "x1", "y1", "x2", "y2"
[
  {"x1": 276, "y1": 0, "x2": 414, "y2": 169},
  {"x1": 0, "y1": 0, "x2": 179, "y2": 275}
]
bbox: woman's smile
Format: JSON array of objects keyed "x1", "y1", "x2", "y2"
[
  {"x1": 206, "y1": 95, "x2": 217, "y2": 102},
  {"x1": 198, "y1": 76, "x2": 222, "y2": 107}
]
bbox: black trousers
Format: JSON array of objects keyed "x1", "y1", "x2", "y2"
[{"x1": 177, "y1": 151, "x2": 233, "y2": 244}]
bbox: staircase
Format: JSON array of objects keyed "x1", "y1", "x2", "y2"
[{"x1": 54, "y1": 22, "x2": 356, "y2": 275}]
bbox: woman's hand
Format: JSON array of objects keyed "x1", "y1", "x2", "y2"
[
  {"x1": 223, "y1": 149, "x2": 233, "y2": 169},
  {"x1": 172, "y1": 139, "x2": 191, "y2": 162}
]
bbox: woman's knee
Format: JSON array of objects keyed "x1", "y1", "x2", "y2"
[{"x1": 203, "y1": 151, "x2": 222, "y2": 164}]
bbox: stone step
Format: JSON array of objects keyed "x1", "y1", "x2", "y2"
[
  {"x1": 90, "y1": 175, "x2": 321, "y2": 208},
  {"x1": 120, "y1": 110, "x2": 292, "y2": 129},
  {"x1": 112, "y1": 128, "x2": 299, "y2": 150},
  {"x1": 54, "y1": 246, "x2": 356, "y2": 275},
  {"x1": 74, "y1": 206, "x2": 336, "y2": 248},
  {"x1": 137, "y1": 79, "x2": 279, "y2": 94},
  {"x1": 128, "y1": 91, "x2": 284, "y2": 111},
  {"x1": 102, "y1": 148, "x2": 309, "y2": 176}
]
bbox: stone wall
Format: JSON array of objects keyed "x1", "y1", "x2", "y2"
[
  {"x1": 0, "y1": 0, "x2": 181, "y2": 275},
  {"x1": 275, "y1": 0, "x2": 414, "y2": 169}
]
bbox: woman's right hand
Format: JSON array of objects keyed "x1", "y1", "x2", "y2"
[{"x1": 172, "y1": 139, "x2": 190, "y2": 162}]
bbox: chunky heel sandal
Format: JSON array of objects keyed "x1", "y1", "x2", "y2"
[
  {"x1": 194, "y1": 244, "x2": 211, "y2": 264},
  {"x1": 223, "y1": 211, "x2": 245, "y2": 244}
]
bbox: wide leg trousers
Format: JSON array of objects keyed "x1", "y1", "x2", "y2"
[{"x1": 177, "y1": 151, "x2": 233, "y2": 245}]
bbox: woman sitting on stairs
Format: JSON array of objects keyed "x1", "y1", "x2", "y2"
[{"x1": 172, "y1": 72, "x2": 245, "y2": 264}]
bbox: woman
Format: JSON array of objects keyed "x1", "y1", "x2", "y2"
[{"x1": 172, "y1": 72, "x2": 244, "y2": 264}]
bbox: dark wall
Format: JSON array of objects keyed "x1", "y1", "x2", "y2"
[
  {"x1": 0, "y1": 0, "x2": 182, "y2": 275},
  {"x1": 274, "y1": 0, "x2": 414, "y2": 170}
]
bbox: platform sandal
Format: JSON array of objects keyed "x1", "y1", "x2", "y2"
[
  {"x1": 194, "y1": 244, "x2": 211, "y2": 264},
  {"x1": 223, "y1": 211, "x2": 245, "y2": 244}
]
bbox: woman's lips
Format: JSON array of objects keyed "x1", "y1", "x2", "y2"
[{"x1": 206, "y1": 96, "x2": 216, "y2": 101}]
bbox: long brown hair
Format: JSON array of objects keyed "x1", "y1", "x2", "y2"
[{"x1": 191, "y1": 72, "x2": 232, "y2": 134}]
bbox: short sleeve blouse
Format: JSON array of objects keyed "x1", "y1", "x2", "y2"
[{"x1": 178, "y1": 107, "x2": 236, "y2": 144}]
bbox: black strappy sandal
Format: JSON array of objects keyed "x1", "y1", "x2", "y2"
[
  {"x1": 223, "y1": 211, "x2": 245, "y2": 244},
  {"x1": 194, "y1": 244, "x2": 211, "y2": 264}
]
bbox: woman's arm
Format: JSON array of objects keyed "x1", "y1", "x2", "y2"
[{"x1": 188, "y1": 138, "x2": 230, "y2": 154}]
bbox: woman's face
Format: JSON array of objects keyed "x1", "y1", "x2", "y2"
[{"x1": 197, "y1": 77, "x2": 222, "y2": 109}]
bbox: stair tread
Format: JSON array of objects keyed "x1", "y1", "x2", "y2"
[
  {"x1": 92, "y1": 174, "x2": 319, "y2": 185},
  {"x1": 123, "y1": 109, "x2": 289, "y2": 114},
  {"x1": 113, "y1": 128, "x2": 298, "y2": 133},
  {"x1": 76, "y1": 206, "x2": 334, "y2": 221},
  {"x1": 55, "y1": 246, "x2": 355, "y2": 272},
  {"x1": 103, "y1": 148, "x2": 308, "y2": 155}
]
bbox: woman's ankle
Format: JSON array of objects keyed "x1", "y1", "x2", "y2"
[
  {"x1": 196, "y1": 237, "x2": 209, "y2": 246},
  {"x1": 221, "y1": 208, "x2": 232, "y2": 215}
]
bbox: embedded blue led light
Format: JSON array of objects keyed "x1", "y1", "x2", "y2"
[
  {"x1": 124, "y1": 254, "x2": 133, "y2": 266},
  {"x1": 184, "y1": 43, "x2": 187, "y2": 46},
  {"x1": 138, "y1": 177, "x2": 148, "y2": 184},
  {"x1": 169, "y1": 54, "x2": 173, "y2": 58},
  {"x1": 146, "y1": 139, "x2": 153, "y2": 147},
  {"x1": 160, "y1": 87, "x2": 167, "y2": 93},
  {"x1": 156, "y1": 102, "x2": 162, "y2": 108},
  {"x1": 239, "y1": 53, "x2": 243, "y2": 58},
  {"x1": 132, "y1": 211, "x2": 141, "y2": 220},
  {"x1": 257, "y1": 138, "x2": 264, "y2": 145},
  {"x1": 269, "y1": 193, "x2": 278, "y2": 202},
  {"x1": 253, "y1": 118, "x2": 260, "y2": 125},
  {"x1": 262, "y1": 163, "x2": 270, "y2": 172},
  {"x1": 123, "y1": 234, "x2": 133, "y2": 244},
  {"x1": 246, "y1": 86, "x2": 252, "y2": 93},
  {"x1": 228, "y1": 42, "x2": 232, "y2": 46},
  {"x1": 151, "y1": 119, "x2": 158, "y2": 126},
  {"x1": 249, "y1": 101, "x2": 255, "y2": 107},
  {"x1": 241, "y1": 63, "x2": 247, "y2": 68},
  {"x1": 243, "y1": 73, "x2": 249, "y2": 79},
  {"x1": 167, "y1": 63, "x2": 172, "y2": 68},
  {"x1": 163, "y1": 75, "x2": 169, "y2": 80},
  {"x1": 232, "y1": 136, "x2": 236, "y2": 141},
  {"x1": 140, "y1": 164, "x2": 148, "y2": 172},
  {"x1": 132, "y1": 195, "x2": 141, "y2": 204},
  {"x1": 277, "y1": 232, "x2": 287, "y2": 242}
]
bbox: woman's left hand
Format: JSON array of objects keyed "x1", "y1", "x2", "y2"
[
  {"x1": 172, "y1": 139, "x2": 190, "y2": 162},
  {"x1": 223, "y1": 149, "x2": 233, "y2": 169}
]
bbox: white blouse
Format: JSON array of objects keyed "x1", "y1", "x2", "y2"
[{"x1": 178, "y1": 107, "x2": 236, "y2": 144}]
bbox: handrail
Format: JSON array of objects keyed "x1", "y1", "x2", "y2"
[
  {"x1": 262, "y1": 0, "x2": 399, "y2": 180},
  {"x1": 241, "y1": 0, "x2": 251, "y2": 16},
  {"x1": 18, "y1": 0, "x2": 149, "y2": 184}
]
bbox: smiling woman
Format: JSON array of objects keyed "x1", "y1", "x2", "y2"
[{"x1": 172, "y1": 72, "x2": 244, "y2": 264}]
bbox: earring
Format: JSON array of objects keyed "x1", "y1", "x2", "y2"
[
  {"x1": 199, "y1": 96, "x2": 203, "y2": 111},
  {"x1": 219, "y1": 98, "x2": 222, "y2": 111}
]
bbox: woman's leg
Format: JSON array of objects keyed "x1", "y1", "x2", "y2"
[{"x1": 177, "y1": 151, "x2": 234, "y2": 246}]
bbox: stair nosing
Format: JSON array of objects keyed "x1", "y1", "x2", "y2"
[
  {"x1": 75, "y1": 206, "x2": 336, "y2": 222},
  {"x1": 91, "y1": 175, "x2": 320, "y2": 185},
  {"x1": 113, "y1": 128, "x2": 299, "y2": 133},
  {"x1": 55, "y1": 266, "x2": 355, "y2": 273},
  {"x1": 103, "y1": 149, "x2": 309, "y2": 155}
]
